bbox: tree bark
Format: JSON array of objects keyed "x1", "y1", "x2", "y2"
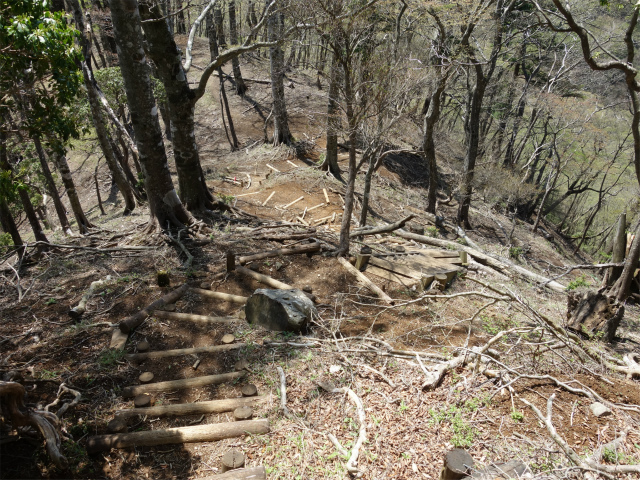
[
  {"x1": 267, "y1": 0, "x2": 292, "y2": 145},
  {"x1": 614, "y1": 222, "x2": 640, "y2": 302},
  {"x1": 605, "y1": 212, "x2": 626, "y2": 287},
  {"x1": 139, "y1": 1, "x2": 218, "y2": 211},
  {"x1": 422, "y1": 70, "x2": 448, "y2": 214},
  {"x1": 32, "y1": 136, "x2": 72, "y2": 235},
  {"x1": 0, "y1": 196, "x2": 23, "y2": 256},
  {"x1": 109, "y1": 0, "x2": 193, "y2": 230},
  {"x1": 228, "y1": 0, "x2": 247, "y2": 95}
]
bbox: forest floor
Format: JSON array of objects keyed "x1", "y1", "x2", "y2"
[{"x1": 1, "y1": 37, "x2": 640, "y2": 479}]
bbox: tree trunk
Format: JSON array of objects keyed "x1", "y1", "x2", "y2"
[
  {"x1": 614, "y1": 221, "x2": 640, "y2": 302},
  {"x1": 0, "y1": 196, "x2": 23, "y2": 257},
  {"x1": 337, "y1": 62, "x2": 357, "y2": 256},
  {"x1": 228, "y1": 0, "x2": 247, "y2": 95},
  {"x1": 604, "y1": 213, "x2": 626, "y2": 287},
  {"x1": 267, "y1": 1, "x2": 292, "y2": 145},
  {"x1": 109, "y1": 0, "x2": 193, "y2": 229},
  {"x1": 139, "y1": 2, "x2": 219, "y2": 211},
  {"x1": 32, "y1": 136, "x2": 73, "y2": 235},
  {"x1": 422, "y1": 73, "x2": 448, "y2": 214},
  {"x1": 0, "y1": 130, "x2": 49, "y2": 247},
  {"x1": 321, "y1": 52, "x2": 341, "y2": 177},
  {"x1": 51, "y1": 152, "x2": 94, "y2": 234}
]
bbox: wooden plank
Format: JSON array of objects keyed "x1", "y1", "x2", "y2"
[
  {"x1": 86, "y1": 419, "x2": 269, "y2": 453},
  {"x1": 110, "y1": 328, "x2": 129, "y2": 350},
  {"x1": 369, "y1": 256, "x2": 424, "y2": 280},
  {"x1": 121, "y1": 371, "x2": 245, "y2": 398},
  {"x1": 366, "y1": 265, "x2": 417, "y2": 288},
  {"x1": 114, "y1": 396, "x2": 268, "y2": 419},
  {"x1": 125, "y1": 343, "x2": 245, "y2": 362}
]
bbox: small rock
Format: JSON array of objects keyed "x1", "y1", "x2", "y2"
[
  {"x1": 199, "y1": 282, "x2": 210, "y2": 290},
  {"x1": 163, "y1": 303, "x2": 177, "y2": 312},
  {"x1": 302, "y1": 285, "x2": 313, "y2": 293},
  {"x1": 329, "y1": 365, "x2": 341, "y2": 373},
  {"x1": 137, "y1": 340, "x2": 150, "y2": 353},
  {"x1": 590, "y1": 402, "x2": 612, "y2": 417},
  {"x1": 275, "y1": 261, "x2": 284, "y2": 271}
]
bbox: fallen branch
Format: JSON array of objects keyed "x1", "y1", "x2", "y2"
[
  {"x1": 522, "y1": 394, "x2": 640, "y2": 477},
  {"x1": 191, "y1": 288, "x2": 248, "y2": 304},
  {"x1": 235, "y1": 266, "x2": 316, "y2": 302},
  {"x1": 318, "y1": 382, "x2": 366, "y2": 477},
  {"x1": 119, "y1": 284, "x2": 189, "y2": 333},
  {"x1": 69, "y1": 277, "x2": 109, "y2": 319},
  {"x1": 276, "y1": 366, "x2": 293, "y2": 418},
  {"x1": 337, "y1": 256, "x2": 393, "y2": 304},
  {"x1": 152, "y1": 310, "x2": 237, "y2": 325},
  {"x1": 543, "y1": 262, "x2": 625, "y2": 286},
  {"x1": 350, "y1": 215, "x2": 414, "y2": 238},
  {"x1": 167, "y1": 229, "x2": 194, "y2": 268}
]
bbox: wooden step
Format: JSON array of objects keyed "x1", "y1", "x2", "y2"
[
  {"x1": 121, "y1": 371, "x2": 245, "y2": 398},
  {"x1": 125, "y1": 343, "x2": 245, "y2": 362},
  {"x1": 115, "y1": 396, "x2": 268, "y2": 419}
]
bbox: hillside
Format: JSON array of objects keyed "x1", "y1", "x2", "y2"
[{"x1": 2, "y1": 34, "x2": 640, "y2": 480}]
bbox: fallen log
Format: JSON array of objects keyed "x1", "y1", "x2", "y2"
[
  {"x1": 195, "y1": 466, "x2": 267, "y2": 480},
  {"x1": 86, "y1": 419, "x2": 269, "y2": 453},
  {"x1": 153, "y1": 310, "x2": 237, "y2": 325},
  {"x1": 121, "y1": 371, "x2": 245, "y2": 398},
  {"x1": 395, "y1": 229, "x2": 566, "y2": 292},
  {"x1": 221, "y1": 449, "x2": 245, "y2": 472},
  {"x1": 125, "y1": 343, "x2": 245, "y2": 362},
  {"x1": 337, "y1": 256, "x2": 393, "y2": 304},
  {"x1": 191, "y1": 288, "x2": 248, "y2": 304},
  {"x1": 235, "y1": 266, "x2": 316, "y2": 302},
  {"x1": 350, "y1": 214, "x2": 414, "y2": 238},
  {"x1": 114, "y1": 396, "x2": 267, "y2": 419},
  {"x1": 119, "y1": 284, "x2": 189, "y2": 333},
  {"x1": 237, "y1": 242, "x2": 320, "y2": 265}
]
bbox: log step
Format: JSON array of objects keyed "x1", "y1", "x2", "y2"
[
  {"x1": 196, "y1": 466, "x2": 267, "y2": 480},
  {"x1": 121, "y1": 371, "x2": 245, "y2": 398},
  {"x1": 153, "y1": 310, "x2": 237, "y2": 325},
  {"x1": 125, "y1": 343, "x2": 245, "y2": 362},
  {"x1": 114, "y1": 396, "x2": 268, "y2": 419},
  {"x1": 86, "y1": 419, "x2": 269, "y2": 453}
]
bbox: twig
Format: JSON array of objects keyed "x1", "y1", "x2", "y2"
[
  {"x1": 44, "y1": 383, "x2": 81, "y2": 418},
  {"x1": 276, "y1": 366, "x2": 293, "y2": 418},
  {"x1": 167, "y1": 229, "x2": 194, "y2": 268}
]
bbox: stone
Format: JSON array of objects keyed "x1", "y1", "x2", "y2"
[
  {"x1": 245, "y1": 288, "x2": 317, "y2": 332},
  {"x1": 590, "y1": 402, "x2": 612, "y2": 417},
  {"x1": 137, "y1": 340, "x2": 150, "y2": 352},
  {"x1": 302, "y1": 285, "x2": 313, "y2": 293}
]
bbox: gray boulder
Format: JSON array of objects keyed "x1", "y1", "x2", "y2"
[{"x1": 245, "y1": 289, "x2": 317, "y2": 332}]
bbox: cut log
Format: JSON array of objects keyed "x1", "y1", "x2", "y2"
[
  {"x1": 192, "y1": 288, "x2": 248, "y2": 304},
  {"x1": 125, "y1": 343, "x2": 245, "y2": 362},
  {"x1": 227, "y1": 251, "x2": 236, "y2": 272},
  {"x1": 139, "y1": 372, "x2": 154, "y2": 384},
  {"x1": 440, "y1": 448, "x2": 474, "y2": 480},
  {"x1": 221, "y1": 449, "x2": 245, "y2": 472},
  {"x1": 119, "y1": 284, "x2": 189, "y2": 333},
  {"x1": 237, "y1": 242, "x2": 321, "y2": 265},
  {"x1": 134, "y1": 394, "x2": 152, "y2": 408},
  {"x1": 235, "y1": 266, "x2": 316, "y2": 302},
  {"x1": 157, "y1": 270, "x2": 170, "y2": 287},
  {"x1": 115, "y1": 396, "x2": 267, "y2": 419},
  {"x1": 122, "y1": 371, "x2": 245, "y2": 398},
  {"x1": 350, "y1": 214, "x2": 414, "y2": 237},
  {"x1": 137, "y1": 340, "x2": 150, "y2": 352},
  {"x1": 110, "y1": 328, "x2": 129, "y2": 350},
  {"x1": 195, "y1": 466, "x2": 267, "y2": 480},
  {"x1": 567, "y1": 291, "x2": 624, "y2": 342},
  {"x1": 85, "y1": 419, "x2": 269, "y2": 453},
  {"x1": 241, "y1": 384, "x2": 257, "y2": 397},
  {"x1": 396, "y1": 229, "x2": 566, "y2": 292},
  {"x1": 233, "y1": 406, "x2": 253, "y2": 420},
  {"x1": 153, "y1": 310, "x2": 237, "y2": 325},
  {"x1": 337, "y1": 257, "x2": 393, "y2": 304},
  {"x1": 107, "y1": 418, "x2": 128, "y2": 433},
  {"x1": 221, "y1": 334, "x2": 235, "y2": 344}
]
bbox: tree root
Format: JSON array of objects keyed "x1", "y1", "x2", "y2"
[{"x1": 44, "y1": 383, "x2": 81, "y2": 418}]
